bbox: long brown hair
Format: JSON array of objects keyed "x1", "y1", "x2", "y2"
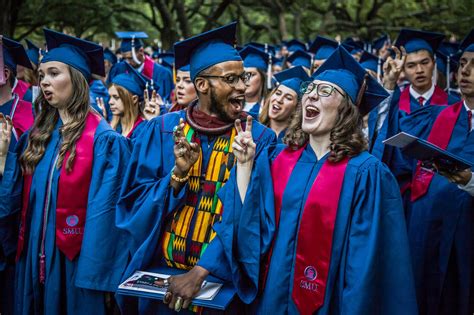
[
  {"x1": 283, "y1": 97, "x2": 367, "y2": 162},
  {"x1": 20, "y1": 66, "x2": 90, "y2": 174},
  {"x1": 109, "y1": 83, "x2": 140, "y2": 136}
]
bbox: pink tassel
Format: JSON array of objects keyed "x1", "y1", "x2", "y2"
[{"x1": 39, "y1": 254, "x2": 46, "y2": 284}]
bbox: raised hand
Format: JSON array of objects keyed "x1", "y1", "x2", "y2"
[
  {"x1": 143, "y1": 89, "x2": 162, "y2": 120},
  {"x1": 382, "y1": 45, "x2": 407, "y2": 90},
  {"x1": 232, "y1": 115, "x2": 256, "y2": 165},
  {"x1": 0, "y1": 113, "x2": 13, "y2": 158},
  {"x1": 173, "y1": 118, "x2": 200, "y2": 177},
  {"x1": 96, "y1": 97, "x2": 107, "y2": 120}
]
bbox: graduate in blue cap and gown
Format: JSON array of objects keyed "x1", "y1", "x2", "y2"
[
  {"x1": 308, "y1": 36, "x2": 338, "y2": 71},
  {"x1": 107, "y1": 61, "x2": 154, "y2": 140},
  {"x1": 239, "y1": 46, "x2": 272, "y2": 120},
  {"x1": 189, "y1": 45, "x2": 418, "y2": 315},
  {"x1": 259, "y1": 66, "x2": 309, "y2": 143},
  {"x1": 396, "y1": 29, "x2": 474, "y2": 315},
  {"x1": 115, "y1": 31, "x2": 173, "y2": 103},
  {"x1": 0, "y1": 35, "x2": 36, "y2": 315},
  {"x1": 170, "y1": 63, "x2": 197, "y2": 112},
  {"x1": 19, "y1": 39, "x2": 42, "y2": 105},
  {"x1": 115, "y1": 22, "x2": 276, "y2": 314},
  {"x1": 0, "y1": 28, "x2": 131, "y2": 315}
]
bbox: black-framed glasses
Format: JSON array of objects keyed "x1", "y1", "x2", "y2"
[
  {"x1": 199, "y1": 72, "x2": 251, "y2": 86},
  {"x1": 300, "y1": 81, "x2": 346, "y2": 98}
]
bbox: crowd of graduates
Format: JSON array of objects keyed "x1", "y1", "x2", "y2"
[{"x1": 0, "y1": 20, "x2": 473, "y2": 315}]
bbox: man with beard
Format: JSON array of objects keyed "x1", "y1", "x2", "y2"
[
  {"x1": 397, "y1": 29, "x2": 474, "y2": 314},
  {"x1": 116, "y1": 22, "x2": 276, "y2": 314}
]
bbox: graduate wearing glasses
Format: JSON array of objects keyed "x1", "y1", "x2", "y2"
[
  {"x1": 190, "y1": 46, "x2": 418, "y2": 314},
  {"x1": 116, "y1": 22, "x2": 275, "y2": 314},
  {"x1": 0, "y1": 29, "x2": 131, "y2": 315}
]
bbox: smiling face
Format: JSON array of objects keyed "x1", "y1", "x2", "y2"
[
  {"x1": 176, "y1": 70, "x2": 197, "y2": 106},
  {"x1": 404, "y1": 50, "x2": 435, "y2": 93},
  {"x1": 268, "y1": 85, "x2": 298, "y2": 122},
  {"x1": 38, "y1": 61, "x2": 73, "y2": 109},
  {"x1": 301, "y1": 80, "x2": 346, "y2": 137},
  {"x1": 458, "y1": 51, "x2": 474, "y2": 98},
  {"x1": 195, "y1": 60, "x2": 246, "y2": 122}
]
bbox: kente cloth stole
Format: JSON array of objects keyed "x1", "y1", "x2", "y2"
[
  {"x1": 410, "y1": 101, "x2": 462, "y2": 201},
  {"x1": 161, "y1": 122, "x2": 236, "y2": 270},
  {"x1": 399, "y1": 85, "x2": 448, "y2": 114},
  {"x1": 17, "y1": 112, "x2": 101, "y2": 263}
]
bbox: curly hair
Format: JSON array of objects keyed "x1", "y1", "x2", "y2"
[
  {"x1": 283, "y1": 96, "x2": 367, "y2": 162},
  {"x1": 20, "y1": 66, "x2": 90, "y2": 174}
]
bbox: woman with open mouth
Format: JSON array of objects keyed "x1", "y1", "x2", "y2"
[
  {"x1": 209, "y1": 46, "x2": 418, "y2": 314},
  {"x1": 259, "y1": 66, "x2": 309, "y2": 143},
  {"x1": 0, "y1": 29, "x2": 131, "y2": 315},
  {"x1": 169, "y1": 63, "x2": 197, "y2": 112}
]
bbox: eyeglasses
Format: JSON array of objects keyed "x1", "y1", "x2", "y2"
[
  {"x1": 300, "y1": 81, "x2": 346, "y2": 98},
  {"x1": 199, "y1": 72, "x2": 251, "y2": 86}
]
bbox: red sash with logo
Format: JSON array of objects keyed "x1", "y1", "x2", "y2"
[
  {"x1": 17, "y1": 111, "x2": 101, "y2": 261},
  {"x1": 142, "y1": 55, "x2": 155, "y2": 80},
  {"x1": 410, "y1": 102, "x2": 463, "y2": 201},
  {"x1": 264, "y1": 145, "x2": 349, "y2": 315},
  {"x1": 126, "y1": 116, "x2": 144, "y2": 139},
  {"x1": 399, "y1": 85, "x2": 448, "y2": 114}
]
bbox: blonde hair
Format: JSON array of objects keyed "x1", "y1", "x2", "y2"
[{"x1": 109, "y1": 83, "x2": 140, "y2": 136}]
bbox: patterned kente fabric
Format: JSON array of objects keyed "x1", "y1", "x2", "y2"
[{"x1": 161, "y1": 122, "x2": 237, "y2": 270}]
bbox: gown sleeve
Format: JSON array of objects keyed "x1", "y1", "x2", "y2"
[
  {"x1": 75, "y1": 129, "x2": 132, "y2": 292},
  {"x1": 198, "y1": 146, "x2": 278, "y2": 304},
  {"x1": 340, "y1": 158, "x2": 418, "y2": 315},
  {"x1": 115, "y1": 115, "x2": 187, "y2": 262}
]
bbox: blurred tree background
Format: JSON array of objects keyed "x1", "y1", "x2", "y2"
[{"x1": 2, "y1": 0, "x2": 473, "y2": 49}]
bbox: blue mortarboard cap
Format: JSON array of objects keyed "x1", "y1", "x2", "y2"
[
  {"x1": 1, "y1": 37, "x2": 33, "y2": 74},
  {"x1": 273, "y1": 57, "x2": 284, "y2": 67},
  {"x1": 359, "y1": 51, "x2": 379, "y2": 73},
  {"x1": 285, "y1": 39, "x2": 307, "y2": 52},
  {"x1": 372, "y1": 34, "x2": 389, "y2": 51},
  {"x1": 312, "y1": 46, "x2": 389, "y2": 116},
  {"x1": 274, "y1": 66, "x2": 310, "y2": 96},
  {"x1": 460, "y1": 29, "x2": 474, "y2": 53},
  {"x1": 439, "y1": 42, "x2": 460, "y2": 56},
  {"x1": 174, "y1": 22, "x2": 241, "y2": 81},
  {"x1": 157, "y1": 52, "x2": 174, "y2": 66},
  {"x1": 308, "y1": 36, "x2": 339, "y2": 60},
  {"x1": 246, "y1": 42, "x2": 276, "y2": 56},
  {"x1": 287, "y1": 50, "x2": 312, "y2": 69},
  {"x1": 343, "y1": 37, "x2": 365, "y2": 53},
  {"x1": 239, "y1": 46, "x2": 269, "y2": 71},
  {"x1": 395, "y1": 29, "x2": 445, "y2": 55},
  {"x1": 41, "y1": 28, "x2": 105, "y2": 80},
  {"x1": 25, "y1": 39, "x2": 40, "y2": 66},
  {"x1": 109, "y1": 61, "x2": 149, "y2": 100},
  {"x1": 436, "y1": 51, "x2": 458, "y2": 75},
  {"x1": 115, "y1": 31, "x2": 148, "y2": 53},
  {"x1": 104, "y1": 47, "x2": 117, "y2": 65}
]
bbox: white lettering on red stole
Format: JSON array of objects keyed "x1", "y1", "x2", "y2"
[
  {"x1": 300, "y1": 280, "x2": 319, "y2": 292},
  {"x1": 63, "y1": 227, "x2": 83, "y2": 235}
]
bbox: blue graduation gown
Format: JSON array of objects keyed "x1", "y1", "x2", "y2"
[
  {"x1": 0, "y1": 117, "x2": 132, "y2": 315},
  {"x1": 201, "y1": 144, "x2": 418, "y2": 314},
  {"x1": 89, "y1": 80, "x2": 112, "y2": 121},
  {"x1": 116, "y1": 110, "x2": 276, "y2": 314},
  {"x1": 148, "y1": 63, "x2": 174, "y2": 103},
  {"x1": 400, "y1": 105, "x2": 474, "y2": 315}
]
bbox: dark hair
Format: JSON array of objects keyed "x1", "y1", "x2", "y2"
[
  {"x1": 283, "y1": 96, "x2": 367, "y2": 162},
  {"x1": 20, "y1": 66, "x2": 90, "y2": 174}
]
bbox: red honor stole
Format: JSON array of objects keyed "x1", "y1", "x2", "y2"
[
  {"x1": 17, "y1": 112, "x2": 101, "y2": 262},
  {"x1": 142, "y1": 55, "x2": 155, "y2": 80},
  {"x1": 399, "y1": 85, "x2": 448, "y2": 114},
  {"x1": 267, "y1": 145, "x2": 349, "y2": 315},
  {"x1": 12, "y1": 99, "x2": 34, "y2": 139},
  {"x1": 410, "y1": 102, "x2": 463, "y2": 201},
  {"x1": 126, "y1": 116, "x2": 144, "y2": 138},
  {"x1": 13, "y1": 79, "x2": 30, "y2": 100}
]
